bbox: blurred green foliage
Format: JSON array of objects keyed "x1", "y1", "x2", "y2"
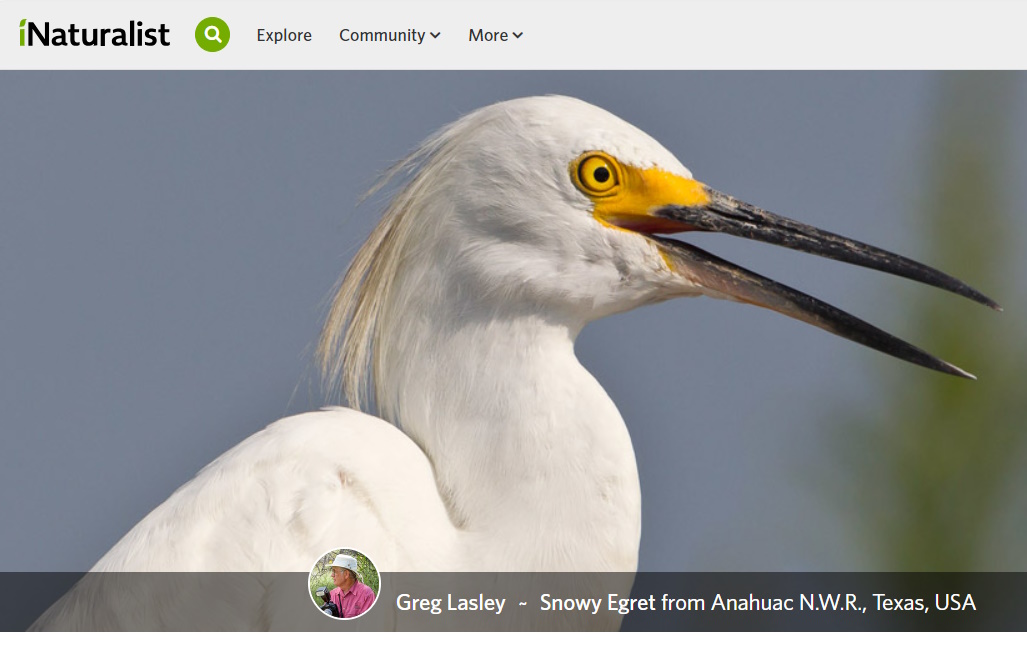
[{"x1": 836, "y1": 72, "x2": 1027, "y2": 571}]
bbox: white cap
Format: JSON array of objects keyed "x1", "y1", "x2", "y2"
[{"x1": 330, "y1": 554, "x2": 359, "y2": 573}]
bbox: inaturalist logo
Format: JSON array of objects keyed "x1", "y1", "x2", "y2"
[{"x1": 19, "y1": 18, "x2": 171, "y2": 46}]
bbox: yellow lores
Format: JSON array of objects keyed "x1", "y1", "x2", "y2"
[{"x1": 571, "y1": 151, "x2": 709, "y2": 234}]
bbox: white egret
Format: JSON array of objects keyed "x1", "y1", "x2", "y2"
[{"x1": 72, "y1": 96, "x2": 999, "y2": 576}]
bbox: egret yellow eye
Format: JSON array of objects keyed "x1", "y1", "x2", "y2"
[{"x1": 575, "y1": 153, "x2": 620, "y2": 196}]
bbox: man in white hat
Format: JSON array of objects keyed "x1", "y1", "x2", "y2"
[{"x1": 328, "y1": 553, "x2": 376, "y2": 619}]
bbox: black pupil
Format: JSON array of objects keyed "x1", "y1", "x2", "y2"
[{"x1": 593, "y1": 166, "x2": 610, "y2": 183}]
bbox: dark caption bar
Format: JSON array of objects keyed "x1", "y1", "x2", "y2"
[{"x1": 5, "y1": 572, "x2": 1025, "y2": 631}]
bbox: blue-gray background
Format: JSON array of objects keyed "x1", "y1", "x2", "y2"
[{"x1": 2, "y1": 72, "x2": 1025, "y2": 571}]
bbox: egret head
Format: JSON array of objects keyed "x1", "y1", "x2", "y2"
[
  {"x1": 321, "y1": 96, "x2": 996, "y2": 408},
  {"x1": 370, "y1": 97, "x2": 703, "y2": 316}
]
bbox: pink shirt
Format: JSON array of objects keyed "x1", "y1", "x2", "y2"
[{"x1": 329, "y1": 580, "x2": 376, "y2": 618}]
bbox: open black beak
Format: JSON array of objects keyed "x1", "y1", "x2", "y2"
[{"x1": 650, "y1": 188, "x2": 999, "y2": 379}]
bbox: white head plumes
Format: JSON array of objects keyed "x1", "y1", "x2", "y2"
[{"x1": 320, "y1": 97, "x2": 697, "y2": 414}]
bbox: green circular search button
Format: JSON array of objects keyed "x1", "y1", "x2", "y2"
[{"x1": 195, "y1": 17, "x2": 230, "y2": 52}]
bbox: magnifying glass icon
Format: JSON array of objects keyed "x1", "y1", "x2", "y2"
[{"x1": 195, "y1": 17, "x2": 230, "y2": 51}]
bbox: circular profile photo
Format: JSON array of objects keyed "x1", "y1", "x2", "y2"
[{"x1": 309, "y1": 548, "x2": 381, "y2": 620}]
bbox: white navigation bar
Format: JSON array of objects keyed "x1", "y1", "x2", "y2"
[{"x1": 3, "y1": 0, "x2": 1026, "y2": 70}]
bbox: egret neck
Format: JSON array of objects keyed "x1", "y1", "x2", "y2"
[{"x1": 375, "y1": 285, "x2": 642, "y2": 572}]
